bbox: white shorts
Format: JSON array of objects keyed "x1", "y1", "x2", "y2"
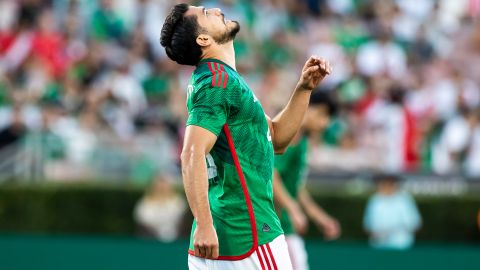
[
  {"x1": 286, "y1": 234, "x2": 309, "y2": 270},
  {"x1": 188, "y1": 235, "x2": 293, "y2": 270}
]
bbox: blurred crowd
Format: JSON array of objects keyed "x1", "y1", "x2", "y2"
[{"x1": 1, "y1": 0, "x2": 480, "y2": 181}]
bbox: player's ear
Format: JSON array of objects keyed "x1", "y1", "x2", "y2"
[{"x1": 196, "y1": 34, "x2": 211, "y2": 47}]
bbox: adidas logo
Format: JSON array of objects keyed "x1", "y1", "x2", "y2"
[{"x1": 262, "y1": 223, "x2": 271, "y2": 232}]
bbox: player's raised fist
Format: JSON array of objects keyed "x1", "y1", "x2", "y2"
[{"x1": 298, "y1": 56, "x2": 332, "y2": 91}]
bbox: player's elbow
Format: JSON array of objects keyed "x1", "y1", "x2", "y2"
[
  {"x1": 273, "y1": 139, "x2": 288, "y2": 154},
  {"x1": 180, "y1": 147, "x2": 195, "y2": 169},
  {"x1": 181, "y1": 145, "x2": 206, "y2": 170},
  {"x1": 269, "y1": 119, "x2": 287, "y2": 154},
  {"x1": 270, "y1": 130, "x2": 289, "y2": 154},
  {"x1": 274, "y1": 145, "x2": 287, "y2": 155}
]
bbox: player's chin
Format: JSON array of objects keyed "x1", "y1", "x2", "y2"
[{"x1": 228, "y1": 20, "x2": 241, "y2": 33}]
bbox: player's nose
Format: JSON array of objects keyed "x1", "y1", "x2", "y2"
[{"x1": 212, "y1": 8, "x2": 222, "y2": 16}]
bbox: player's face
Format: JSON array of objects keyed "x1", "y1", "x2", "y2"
[
  {"x1": 303, "y1": 105, "x2": 330, "y2": 133},
  {"x1": 186, "y1": 6, "x2": 240, "y2": 44}
]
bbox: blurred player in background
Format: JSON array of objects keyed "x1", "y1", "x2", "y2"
[
  {"x1": 160, "y1": 3, "x2": 331, "y2": 270},
  {"x1": 363, "y1": 174, "x2": 421, "y2": 250},
  {"x1": 274, "y1": 91, "x2": 341, "y2": 270}
]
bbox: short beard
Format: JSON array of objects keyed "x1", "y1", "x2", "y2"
[{"x1": 214, "y1": 21, "x2": 240, "y2": 44}]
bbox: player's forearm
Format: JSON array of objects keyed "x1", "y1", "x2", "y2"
[
  {"x1": 299, "y1": 188, "x2": 329, "y2": 224},
  {"x1": 271, "y1": 85, "x2": 311, "y2": 153},
  {"x1": 273, "y1": 170, "x2": 299, "y2": 211},
  {"x1": 181, "y1": 149, "x2": 213, "y2": 226}
]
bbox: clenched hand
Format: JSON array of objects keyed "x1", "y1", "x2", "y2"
[
  {"x1": 193, "y1": 223, "x2": 219, "y2": 259},
  {"x1": 298, "y1": 56, "x2": 332, "y2": 91}
]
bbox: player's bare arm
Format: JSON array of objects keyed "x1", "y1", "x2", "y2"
[
  {"x1": 181, "y1": 125, "x2": 219, "y2": 259},
  {"x1": 267, "y1": 56, "x2": 331, "y2": 154},
  {"x1": 298, "y1": 187, "x2": 341, "y2": 240},
  {"x1": 273, "y1": 170, "x2": 308, "y2": 234}
]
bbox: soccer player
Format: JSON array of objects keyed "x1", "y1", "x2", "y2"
[
  {"x1": 160, "y1": 4, "x2": 331, "y2": 270},
  {"x1": 273, "y1": 91, "x2": 341, "y2": 270}
]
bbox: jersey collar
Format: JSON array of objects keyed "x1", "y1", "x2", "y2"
[{"x1": 198, "y1": 58, "x2": 235, "y2": 71}]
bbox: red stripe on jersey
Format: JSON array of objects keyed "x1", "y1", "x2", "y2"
[
  {"x1": 256, "y1": 249, "x2": 267, "y2": 270},
  {"x1": 207, "y1": 62, "x2": 217, "y2": 87},
  {"x1": 216, "y1": 123, "x2": 259, "y2": 260},
  {"x1": 220, "y1": 64, "x2": 228, "y2": 89},
  {"x1": 260, "y1": 245, "x2": 272, "y2": 270},
  {"x1": 215, "y1": 63, "x2": 223, "y2": 87},
  {"x1": 187, "y1": 124, "x2": 260, "y2": 260},
  {"x1": 266, "y1": 243, "x2": 278, "y2": 270}
]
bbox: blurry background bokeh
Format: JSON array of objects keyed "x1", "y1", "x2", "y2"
[{"x1": 0, "y1": 0, "x2": 479, "y2": 269}]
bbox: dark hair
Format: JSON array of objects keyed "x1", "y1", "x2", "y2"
[
  {"x1": 373, "y1": 173, "x2": 401, "y2": 183},
  {"x1": 309, "y1": 90, "x2": 338, "y2": 117},
  {"x1": 387, "y1": 84, "x2": 406, "y2": 104},
  {"x1": 160, "y1": 4, "x2": 203, "y2": 66}
]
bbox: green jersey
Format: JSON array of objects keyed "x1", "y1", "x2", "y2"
[
  {"x1": 274, "y1": 135, "x2": 309, "y2": 235},
  {"x1": 186, "y1": 59, "x2": 283, "y2": 259}
]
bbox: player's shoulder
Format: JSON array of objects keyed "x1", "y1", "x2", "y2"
[{"x1": 193, "y1": 60, "x2": 236, "y2": 90}]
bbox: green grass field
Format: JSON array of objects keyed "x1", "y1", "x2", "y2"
[{"x1": 1, "y1": 234, "x2": 478, "y2": 270}]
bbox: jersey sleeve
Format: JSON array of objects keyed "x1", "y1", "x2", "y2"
[{"x1": 186, "y1": 82, "x2": 228, "y2": 136}]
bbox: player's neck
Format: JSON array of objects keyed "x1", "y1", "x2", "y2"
[{"x1": 202, "y1": 42, "x2": 236, "y2": 70}]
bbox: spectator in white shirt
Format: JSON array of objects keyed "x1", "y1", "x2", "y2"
[
  {"x1": 134, "y1": 175, "x2": 186, "y2": 242},
  {"x1": 356, "y1": 27, "x2": 407, "y2": 80}
]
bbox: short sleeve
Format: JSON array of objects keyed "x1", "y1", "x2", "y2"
[{"x1": 186, "y1": 83, "x2": 228, "y2": 136}]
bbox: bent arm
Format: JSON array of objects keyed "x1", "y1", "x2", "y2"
[
  {"x1": 267, "y1": 88, "x2": 312, "y2": 154},
  {"x1": 267, "y1": 56, "x2": 331, "y2": 153}
]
